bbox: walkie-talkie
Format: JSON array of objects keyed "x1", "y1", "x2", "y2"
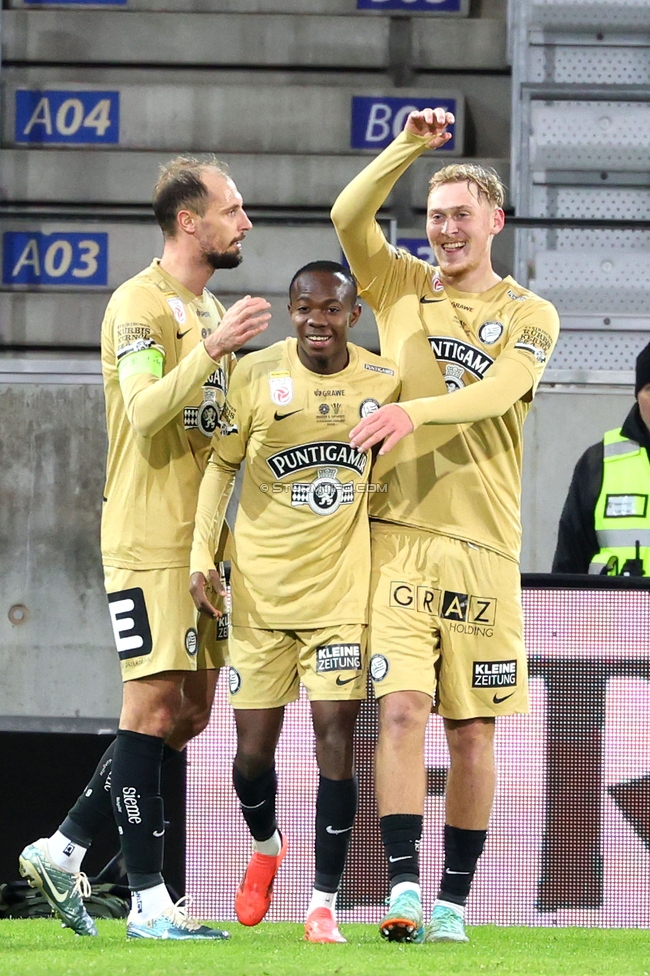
[{"x1": 621, "y1": 541, "x2": 645, "y2": 577}]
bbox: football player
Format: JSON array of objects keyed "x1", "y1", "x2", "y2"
[
  {"x1": 331, "y1": 108, "x2": 559, "y2": 943},
  {"x1": 20, "y1": 156, "x2": 270, "y2": 940},
  {"x1": 190, "y1": 261, "x2": 400, "y2": 943}
]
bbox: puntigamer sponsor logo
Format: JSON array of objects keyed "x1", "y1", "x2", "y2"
[
  {"x1": 472, "y1": 660, "x2": 517, "y2": 688},
  {"x1": 266, "y1": 441, "x2": 367, "y2": 479},
  {"x1": 428, "y1": 336, "x2": 494, "y2": 380}
]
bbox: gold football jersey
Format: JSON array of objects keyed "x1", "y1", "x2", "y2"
[
  {"x1": 332, "y1": 130, "x2": 560, "y2": 561},
  {"x1": 201, "y1": 337, "x2": 400, "y2": 628},
  {"x1": 101, "y1": 259, "x2": 234, "y2": 569}
]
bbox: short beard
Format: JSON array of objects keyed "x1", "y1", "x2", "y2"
[{"x1": 206, "y1": 249, "x2": 242, "y2": 271}]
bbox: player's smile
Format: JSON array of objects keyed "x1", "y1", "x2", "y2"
[
  {"x1": 304, "y1": 330, "x2": 334, "y2": 348},
  {"x1": 289, "y1": 269, "x2": 361, "y2": 376},
  {"x1": 425, "y1": 179, "x2": 504, "y2": 288}
]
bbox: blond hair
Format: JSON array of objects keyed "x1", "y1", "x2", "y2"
[
  {"x1": 152, "y1": 154, "x2": 229, "y2": 236},
  {"x1": 428, "y1": 163, "x2": 505, "y2": 209}
]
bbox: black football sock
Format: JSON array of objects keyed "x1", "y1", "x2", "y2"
[
  {"x1": 60, "y1": 740, "x2": 117, "y2": 847},
  {"x1": 110, "y1": 729, "x2": 165, "y2": 891},
  {"x1": 314, "y1": 775, "x2": 357, "y2": 893},
  {"x1": 380, "y1": 813, "x2": 423, "y2": 888},
  {"x1": 232, "y1": 763, "x2": 278, "y2": 842},
  {"x1": 61, "y1": 740, "x2": 178, "y2": 849},
  {"x1": 437, "y1": 824, "x2": 487, "y2": 906}
]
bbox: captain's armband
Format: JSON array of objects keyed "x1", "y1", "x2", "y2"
[{"x1": 117, "y1": 342, "x2": 165, "y2": 382}]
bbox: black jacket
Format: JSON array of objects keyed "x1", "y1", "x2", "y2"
[{"x1": 551, "y1": 403, "x2": 650, "y2": 573}]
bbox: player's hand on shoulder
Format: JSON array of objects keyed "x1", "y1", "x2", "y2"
[
  {"x1": 189, "y1": 569, "x2": 226, "y2": 618},
  {"x1": 404, "y1": 107, "x2": 454, "y2": 150},
  {"x1": 204, "y1": 295, "x2": 271, "y2": 361},
  {"x1": 349, "y1": 403, "x2": 414, "y2": 455}
]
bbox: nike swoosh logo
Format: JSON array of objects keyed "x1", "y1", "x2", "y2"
[
  {"x1": 326, "y1": 825, "x2": 352, "y2": 835},
  {"x1": 153, "y1": 829, "x2": 165, "y2": 837},
  {"x1": 240, "y1": 799, "x2": 266, "y2": 810},
  {"x1": 34, "y1": 861, "x2": 69, "y2": 903},
  {"x1": 388, "y1": 855, "x2": 411, "y2": 863},
  {"x1": 420, "y1": 296, "x2": 445, "y2": 304},
  {"x1": 445, "y1": 869, "x2": 470, "y2": 875},
  {"x1": 493, "y1": 692, "x2": 515, "y2": 704},
  {"x1": 274, "y1": 409, "x2": 301, "y2": 421},
  {"x1": 335, "y1": 674, "x2": 360, "y2": 686},
  {"x1": 176, "y1": 328, "x2": 191, "y2": 339}
]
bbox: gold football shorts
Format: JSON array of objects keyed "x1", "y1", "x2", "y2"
[
  {"x1": 104, "y1": 565, "x2": 228, "y2": 682},
  {"x1": 228, "y1": 623, "x2": 367, "y2": 709},
  {"x1": 368, "y1": 522, "x2": 528, "y2": 719}
]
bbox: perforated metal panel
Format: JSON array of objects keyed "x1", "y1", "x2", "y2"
[
  {"x1": 531, "y1": 0, "x2": 650, "y2": 30},
  {"x1": 528, "y1": 44, "x2": 650, "y2": 84},
  {"x1": 531, "y1": 227, "x2": 650, "y2": 249},
  {"x1": 529, "y1": 249, "x2": 650, "y2": 314},
  {"x1": 530, "y1": 101, "x2": 650, "y2": 170},
  {"x1": 531, "y1": 185, "x2": 650, "y2": 219},
  {"x1": 548, "y1": 330, "x2": 650, "y2": 370}
]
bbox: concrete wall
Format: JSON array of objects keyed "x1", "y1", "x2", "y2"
[{"x1": 0, "y1": 379, "x2": 120, "y2": 729}]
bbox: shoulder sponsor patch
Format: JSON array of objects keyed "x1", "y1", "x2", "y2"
[
  {"x1": 116, "y1": 323, "x2": 151, "y2": 346},
  {"x1": 364, "y1": 363, "x2": 395, "y2": 376},
  {"x1": 219, "y1": 399, "x2": 238, "y2": 436},
  {"x1": 507, "y1": 289, "x2": 528, "y2": 302},
  {"x1": 513, "y1": 326, "x2": 553, "y2": 364},
  {"x1": 116, "y1": 336, "x2": 156, "y2": 360}
]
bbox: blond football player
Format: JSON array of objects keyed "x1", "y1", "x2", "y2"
[
  {"x1": 331, "y1": 109, "x2": 559, "y2": 943},
  {"x1": 190, "y1": 261, "x2": 400, "y2": 943},
  {"x1": 19, "y1": 156, "x2": 270, "y2": 940}
]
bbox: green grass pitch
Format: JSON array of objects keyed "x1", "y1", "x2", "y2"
[{"x1": 1, "y1": 919, "x2": 649, "y2": 976}]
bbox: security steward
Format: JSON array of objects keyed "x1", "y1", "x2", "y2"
[{"x1": 553, "y1": 342, "x2": 650, "y2": 576}]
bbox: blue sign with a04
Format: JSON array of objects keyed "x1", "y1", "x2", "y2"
[
  {"x1": 357, "y1": 0, "x2": 463, "y2": 10},
  {"x1": 351, "y1": 97, "x2": 456, "y2": 150},
  {"x1": 15, "y1": 90, "x2": 119, "y2": 145},
  {"x1": 3, "y1": 233, "x2": 108, "y2": 286}
]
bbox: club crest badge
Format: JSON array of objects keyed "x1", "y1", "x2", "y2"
[
  {"x1": 444, "y1": 363, "x2": 465, "y2": 392},
  {"x1": 478, "y1": 321, "x2": 504, "y2": 345},
  {"x1": 291, "y1": 467, "x2": 354, "y2": 516}
]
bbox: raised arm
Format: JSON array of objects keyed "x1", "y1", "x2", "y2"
[{"x1": 330, "y1": 108, "x2": 454, "y2": 296}]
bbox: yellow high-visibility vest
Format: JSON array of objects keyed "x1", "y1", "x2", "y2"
[{"x1": 590, "y1": 427, "x2": 650, "y2": 575}]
